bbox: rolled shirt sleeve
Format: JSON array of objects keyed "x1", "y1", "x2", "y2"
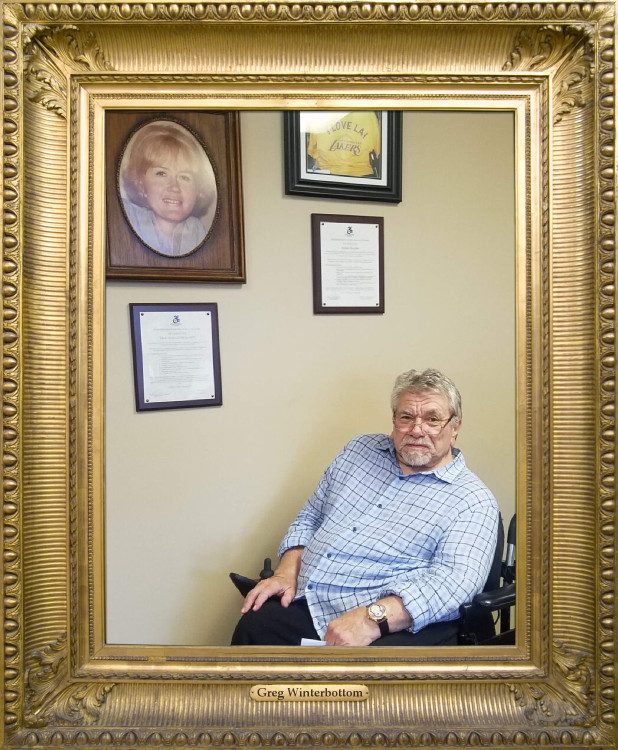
[
  {"x1": 278, "y1": 466, "x2": 332, "y2": 555},
  {"x1": 380, "y1": 501, "x2": 499, "y2": 633}
]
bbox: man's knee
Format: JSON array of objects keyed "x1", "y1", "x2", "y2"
[
  {"x1": 230, "y1": 598, "x2": 317, "y2": 646},
  {"x1": 231, "y1": 607, "x2": 272, "y2": 645}
]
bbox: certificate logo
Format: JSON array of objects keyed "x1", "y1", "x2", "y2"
[
  {"x1": 346, "y1": 226, "x2": 354, "y2": 236},
  {"x1": 172, "y1": 315, "x2": 181, "y2": 325}
]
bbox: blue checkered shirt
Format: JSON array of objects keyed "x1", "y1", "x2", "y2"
[{"x1": 279, "y1": 435, "x2": 499, "y2": 638}]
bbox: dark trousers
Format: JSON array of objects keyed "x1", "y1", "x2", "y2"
[{"x1": 231, "y1": 598, "x2": 459, "y2": 646}]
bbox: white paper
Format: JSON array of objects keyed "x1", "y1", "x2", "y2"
[
  {"x1": 319, "y1": 221, "x2": 380, "y2": 308},
  {"x1": 139, "y1": 311, "x2": 215, "y2": 404},
  {"x1": 300, "y1": 638, "x2": 327, "y2": 646}
]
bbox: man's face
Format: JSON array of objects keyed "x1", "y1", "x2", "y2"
[{"x1": 391, "y1": 390, "x2": 459, "y2": 474}]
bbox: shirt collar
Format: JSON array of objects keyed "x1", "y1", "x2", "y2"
[{"x1": 377, "y1": 435, "x2": 465, "y2": 483}]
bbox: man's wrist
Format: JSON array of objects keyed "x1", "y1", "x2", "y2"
[
  {"x1": 366, "y1": 602, "x2": 390, "y2": 637},
  {"x1": 374, "y1": 595, "x2": 415, "y2": 633}
]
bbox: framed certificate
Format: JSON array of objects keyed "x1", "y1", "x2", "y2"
[
  {"x1": 311, "y1": 214, "x2": 385, "y2": 314},
  {"x1": 129, "y1": 303, "x2": 222, "y2": 411}
]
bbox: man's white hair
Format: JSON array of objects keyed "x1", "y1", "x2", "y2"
[{"x1": 391, "y1": 368, "x2": 462, "y2": 422}]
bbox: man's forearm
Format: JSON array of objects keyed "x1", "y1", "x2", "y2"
[
  {"x1": 275, "y1": 546, "x2": 304, "y2": 582},
  {"x1": 324, "y1": 594, "x2": 413, "y2": 646}
]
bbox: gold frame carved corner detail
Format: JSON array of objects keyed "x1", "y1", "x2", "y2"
[
  {"x1": 24, "y1": 633, "x2": 115, "y2": 729},
  {"x1": 2, "y1": 2, "x2": 616, "y2": 748},
  {"x1": 24, "y1": 25, "x2": 114, "y2": 117},
  {"x1": 503, "y1": 24, "x2": 596, "y2": 123},
  {"x1": 509, "y1": 641, "x2": 595, "y2": 730}
]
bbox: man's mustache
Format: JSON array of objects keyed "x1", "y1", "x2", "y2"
[{"x1": 401, "y1": 439, "x2": 431, "y2": 449}]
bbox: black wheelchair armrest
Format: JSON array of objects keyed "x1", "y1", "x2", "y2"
[
  {"x1": 229, "y1": 573, "x2": 259, "y2": 597},
  {"x1": 471, "y1": 582, "x2": 515, "y2": 611},
  {"x1": 229, "y1": 558, "x2": 275, "y2": 597},
  {"x1": 458, "y1": 583, "x2": 516, "y2": 645}
]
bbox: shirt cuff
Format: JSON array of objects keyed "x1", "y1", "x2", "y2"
[
  {"x1": 277, "y1": 532, "x2": 312, "y2": 558},
  {"x1": 381, "y1": 586, "x2": 427, "y2": 633}
]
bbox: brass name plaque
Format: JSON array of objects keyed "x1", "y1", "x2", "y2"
[{"x1": 250, "y1": 684, "x2": 369, "y2": 702}]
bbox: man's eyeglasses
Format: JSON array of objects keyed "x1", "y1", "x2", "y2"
[{"x1": 393, "y1": 412, "x2": 454, "y2": 435}]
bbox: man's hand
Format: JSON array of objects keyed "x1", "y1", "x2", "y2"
[
  {"x1": 240, "y1": 546, "x2": 304, "y2": 613},
  {"x1": 323, "y1": 607, "x2": 380, "y2": 646},
  {"x1": 241, "y1": 574, "x2": 297, "y2": 613},
  {"x1": 324, "y1": 596, "x2": 413, "y2": 645}
]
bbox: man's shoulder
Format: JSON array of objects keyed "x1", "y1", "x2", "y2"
[
  {"x1": 448, "y1": 455, "x2": 499, "y2": 511},
  {"x1": 455, "y1": 477, "x2": 499, "y2": 514},
  {"x1": 343, "y1": 433, "x2": 391, "y2": 454},
  {"x1": 331, "y1": 434, "x2": 391, "y2": 467}
]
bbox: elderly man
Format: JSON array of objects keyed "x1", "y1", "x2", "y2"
[{"x1": 231, "y1": 368, "x2": 499, "y2": 646}]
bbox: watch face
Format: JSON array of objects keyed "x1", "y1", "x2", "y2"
[{"x1": 368, "y1": 603, "x2": 386, "y2": 620}]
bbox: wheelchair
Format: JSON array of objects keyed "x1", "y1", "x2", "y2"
[
  {"x1": 230, "y1": 514, "x2": 516, "y2": 646},
  {"x1": 458, "y1": 513, "x2": 516, "y2": 645}
]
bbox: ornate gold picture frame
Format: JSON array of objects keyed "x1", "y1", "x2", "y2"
[{"x1": 2, "y1": 3, "x2": 615, "y2": 748}]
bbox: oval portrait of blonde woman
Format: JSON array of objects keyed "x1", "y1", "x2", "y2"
[{"x1": 118, "y1": 119, "x2": 218, "y2": 258}]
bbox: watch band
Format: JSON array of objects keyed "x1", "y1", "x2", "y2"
[{"x1": 376, "y1": 617, "x2": 389, "y2": 637}]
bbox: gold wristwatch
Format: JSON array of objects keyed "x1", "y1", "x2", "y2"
[{"x1": 367, "y1": 602, "x2": 389, "y2": 637}]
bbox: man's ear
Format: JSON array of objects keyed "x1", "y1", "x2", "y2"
[{"x1": 451, "y1": 419, "x2": 461, "y2": 443}]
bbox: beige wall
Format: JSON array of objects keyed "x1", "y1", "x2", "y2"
[{"x1": 105, "y1": 110, "x2": 515, "y2": 646}]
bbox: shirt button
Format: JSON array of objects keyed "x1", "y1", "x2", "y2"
[
  {"x1": 377, "y1": 503, "x2": 383, "y2": 508},
  {"x1": 352, "y1": 527, "x2": 357, "y2": 532},
  {"x1": 307, "y1": 584, "x2": 313, "y2": 590},
  {"x1": 326, "y1": 553, "x2": 332, "y2": 558}
]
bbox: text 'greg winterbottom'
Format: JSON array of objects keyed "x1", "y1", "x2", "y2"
[{"x1": 249, "y1": 684, "x2": 369, "y2": 702}]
